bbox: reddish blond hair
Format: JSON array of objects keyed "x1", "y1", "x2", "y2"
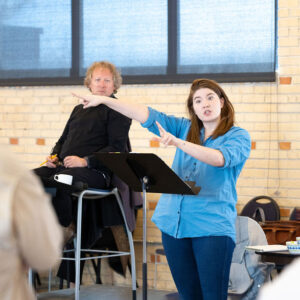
[{"x1": 84, "y1": 61, "x2": 122, "y2": 94}]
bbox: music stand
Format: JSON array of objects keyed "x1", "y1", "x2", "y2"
[{"x1": 94, "y1": 152, "x2": 200, "y2": 300}]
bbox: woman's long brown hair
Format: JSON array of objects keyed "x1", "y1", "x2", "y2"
[{"x1": 186, "y1": 79, "x2": 235, "y2": 145}]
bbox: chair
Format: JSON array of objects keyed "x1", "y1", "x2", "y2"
[
  {"x1": 289, "y1": 207, "x2": 300, "y2": 221},
  {"x1": 61, "y1": 187, "x2": 136, "y2": 300},
  {"x1": 240, "y1": 195, "x2": 280, "y2": 222},
  {"x1": 228, "y1": 216, "x2": 275, "y2": 300}
]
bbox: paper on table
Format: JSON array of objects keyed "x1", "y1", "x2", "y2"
[{"x1": 245, "y1": 245, "x2": 288, "y2": 252}]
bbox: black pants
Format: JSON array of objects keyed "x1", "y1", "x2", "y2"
[
  {"x1": 34, "y1": 166, "x2": 111, "y2": 282},
  {"x1": 33, "y1": 166, "x2": 107, "y2": 227}
]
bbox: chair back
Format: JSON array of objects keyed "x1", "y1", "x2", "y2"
[
  {"x1": 240, "y1": 196, "x2": 280, "y2": 222},
  {"x1": 290, "y1": 207, "x2": 300, "y2": 221},
  {"x1": 228, "y1": 216, "x2": 274, "y2": 300}
]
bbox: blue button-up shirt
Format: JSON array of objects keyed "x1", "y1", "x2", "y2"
[{"x1": 141, "y1": 107, "x2": 251, "y2": 242}]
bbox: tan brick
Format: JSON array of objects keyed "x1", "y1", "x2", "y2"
[
  {"x1": 278, "y1": 47, "x2": 291, "y2": 56},
  {"x1": 27, "y1": 114, "x2": 42, "y2": 122},
  {"x1": 34, "y1": 106, "x2": 52, "y2": 113},
  {"x1": 0, "y1": 137, "x2": 9, "y2": 144},
  {"x1": 289, "y1": 27, "x2": 300, "y2": 36},
  {"x1": 292, "y1": 76, "x2": 300, "y2": 84},
  {"x1": 278, "y1": 8, "x2": 289, "y2": 18},
  {"x1": 39, "y1": 97, "x2": 60, "y2": 105},
  {"x1": 2, "y1": 106, "x2": 16, "y2": 113},
  {"x1": 279, "y1": 66, "x2": 300, "y2": 75},
  {"x1": 60, "y1": 96, "x2": 78, "y2": 105},
  {"x1": 278, "y1": 103, "x2": 300, "y2": 112},
  {"x1": 14, "y1": 122, "x2": 30, "y2": 129},
  {"x1": 289, "y1": 47, "x2": 300, "y2": 55},
  {"x1": 23, "y1": 97, "x2": 41, "y2": 105},
  {"x1": 289, "y1": 8, "x2": 300, "y2": 16},
  {"x1": 16, "y1": 88, "x2": 33, "y2": 97},
  {"x1": 50, "y1": 122, "x2": 65, "y2": 130},
  {"x1": 33, "y1": 88, "x2": 54, "y2": 97},
  {"x1": 9, "y1": 145, "x2": 25, "y2": 153},
  {"x1": 278, "y1": 17, "x2": 299, "y2": 28},
  {"x1": 6, "y1": 97, "x2": 23, "y2": 105},
  {"x1": 0, "y1": 88, "x2": 17, "y2": 96},
  {"x1": 287, "y1": 0, "x2": 299, "y2": 7},
  {"x1": 17, "y1": 106, "x2": 34, "y2": 114},
  {"x1": 279, "y1": 37, "x2": 300, "y2": 47}
]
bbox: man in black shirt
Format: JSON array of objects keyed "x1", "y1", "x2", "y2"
[{"x1": 34, "y1": 61, "x2": 131, "y2": 228}]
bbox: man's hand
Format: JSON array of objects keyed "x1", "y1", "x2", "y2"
[
  {"x1": 63, "y1": 156, "x2": 87, "y2": 168},
  {"x1": 45, "y1": 155, "x2": 59, "y2": 168}
]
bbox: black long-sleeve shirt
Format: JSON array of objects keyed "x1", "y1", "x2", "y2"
[{"x1": 51, "y1": 102, "x2": 131, "y2": 173}]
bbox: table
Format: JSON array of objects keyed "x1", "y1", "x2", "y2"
[{"x1": 256, "y1": 250, "x2": 300, "y2": 271}]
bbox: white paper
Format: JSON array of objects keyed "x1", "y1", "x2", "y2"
[{"x1": 245, "y1": 245, "x2": 287, "y2": 252}]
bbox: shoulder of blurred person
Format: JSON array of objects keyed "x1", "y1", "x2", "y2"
[
  {"x1": 257, "y1": 257, "x2": 300, "y2": 300},
  {"x1": 0, "y1": 147, "x2": 62, "y2": 300}
]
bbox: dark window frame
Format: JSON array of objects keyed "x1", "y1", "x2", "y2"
[{"x1": 0, "y1": 0, "x2": 277, "y2": 87}]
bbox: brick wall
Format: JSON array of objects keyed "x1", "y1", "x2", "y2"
[{"x1": 0, "y1": 0, "x2": 299, "y2": 291}]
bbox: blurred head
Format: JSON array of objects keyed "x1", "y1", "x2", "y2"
[
  {"x1": 84, "y1": 61, "x2": 122, "y2": 95},
  {"x1": 186, "y1": 78, "x2": 235, "y2": 144}
]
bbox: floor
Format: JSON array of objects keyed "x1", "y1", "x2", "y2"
[{"x1": 37, "y1": 284, "x2": 178, "y2": 300}]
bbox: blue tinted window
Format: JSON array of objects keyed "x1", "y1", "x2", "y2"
[
  {"x1": 179, "y1": 0, "x2": 275, "y2": 74},
  {"x1": 0, "y1": 0, "x2": 276, "y2": 86},
  {"x1": 82, "y1": 0, "x2": 168, "y2": 75},
  {"x1": 0, "y1": 1, "x2": 71, "y2": 79}
]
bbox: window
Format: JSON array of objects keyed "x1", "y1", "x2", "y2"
[
  {"x1": 0, "y1": 1, "x2": 72, "y2": 83},
  {"x1": 0, "y1": 0, "x2": 276, "y2": 86}
]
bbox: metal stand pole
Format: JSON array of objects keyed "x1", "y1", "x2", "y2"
[{"x1": 142, "y1": 176, "x2": 149, "y2": 300}]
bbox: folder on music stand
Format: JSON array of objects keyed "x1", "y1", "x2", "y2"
[{"x1": 94, "y1": 152, "x2": 200, "y2": 300}]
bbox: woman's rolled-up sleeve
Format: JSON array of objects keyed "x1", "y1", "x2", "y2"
[
  {"x1": 141, "y1": 107, "x2": 189, "y2": 138},
  {"x1": 215, "y1": 128, "x2": 251, "y2": 168}
]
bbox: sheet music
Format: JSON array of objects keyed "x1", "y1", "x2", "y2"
[{"x1": 245, "y1": 245, "x2": 287, "y2": 252}]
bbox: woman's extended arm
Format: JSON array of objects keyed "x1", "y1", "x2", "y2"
[
  {"x1": 72, "y1": 93, "x2": 149, "y2": 123},
  {"x1": 155, "y1": 122, "x2": 225, "y2": 167},
  {"x1": 72, "y1": 93, "x2": 224, "y2": 167}
]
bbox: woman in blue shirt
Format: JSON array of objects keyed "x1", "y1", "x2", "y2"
[{"x1": 73, "y1": 79, "x2": 251, "y2": 300}]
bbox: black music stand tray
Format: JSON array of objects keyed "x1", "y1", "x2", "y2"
[{"x1": 94, "y1": 152, "x2": 200, "y2": 300}]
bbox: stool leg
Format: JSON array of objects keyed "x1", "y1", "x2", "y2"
[
  {"x1": 128, "y1": 231, "x2": 136, "y2": 300},
  {"x1": 75, "y1": 192, "x2": 84, "y2": 300},
  {"x1": 48, "y1": 269, "x2": 52, "y2": 292},
  {"x1": 113, "y1": 189, "x2": 136, "y2": 300},
  {"x1": 95, "y1": 258, "x2": 102, "y2": 284},
  {"x1": 28, "y1": 268, "x2": 33, "y2": 286},
  {"x1": 154, "y1": 254, "x2": 157, "y2": 289}
]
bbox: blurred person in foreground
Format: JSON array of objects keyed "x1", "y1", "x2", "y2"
[
  {"x1": 257, "y1": 257, "x2": 300, "y2": 300},
  {"x1": 0, "y1": 148, "x2": 62, "y2": 300}
]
